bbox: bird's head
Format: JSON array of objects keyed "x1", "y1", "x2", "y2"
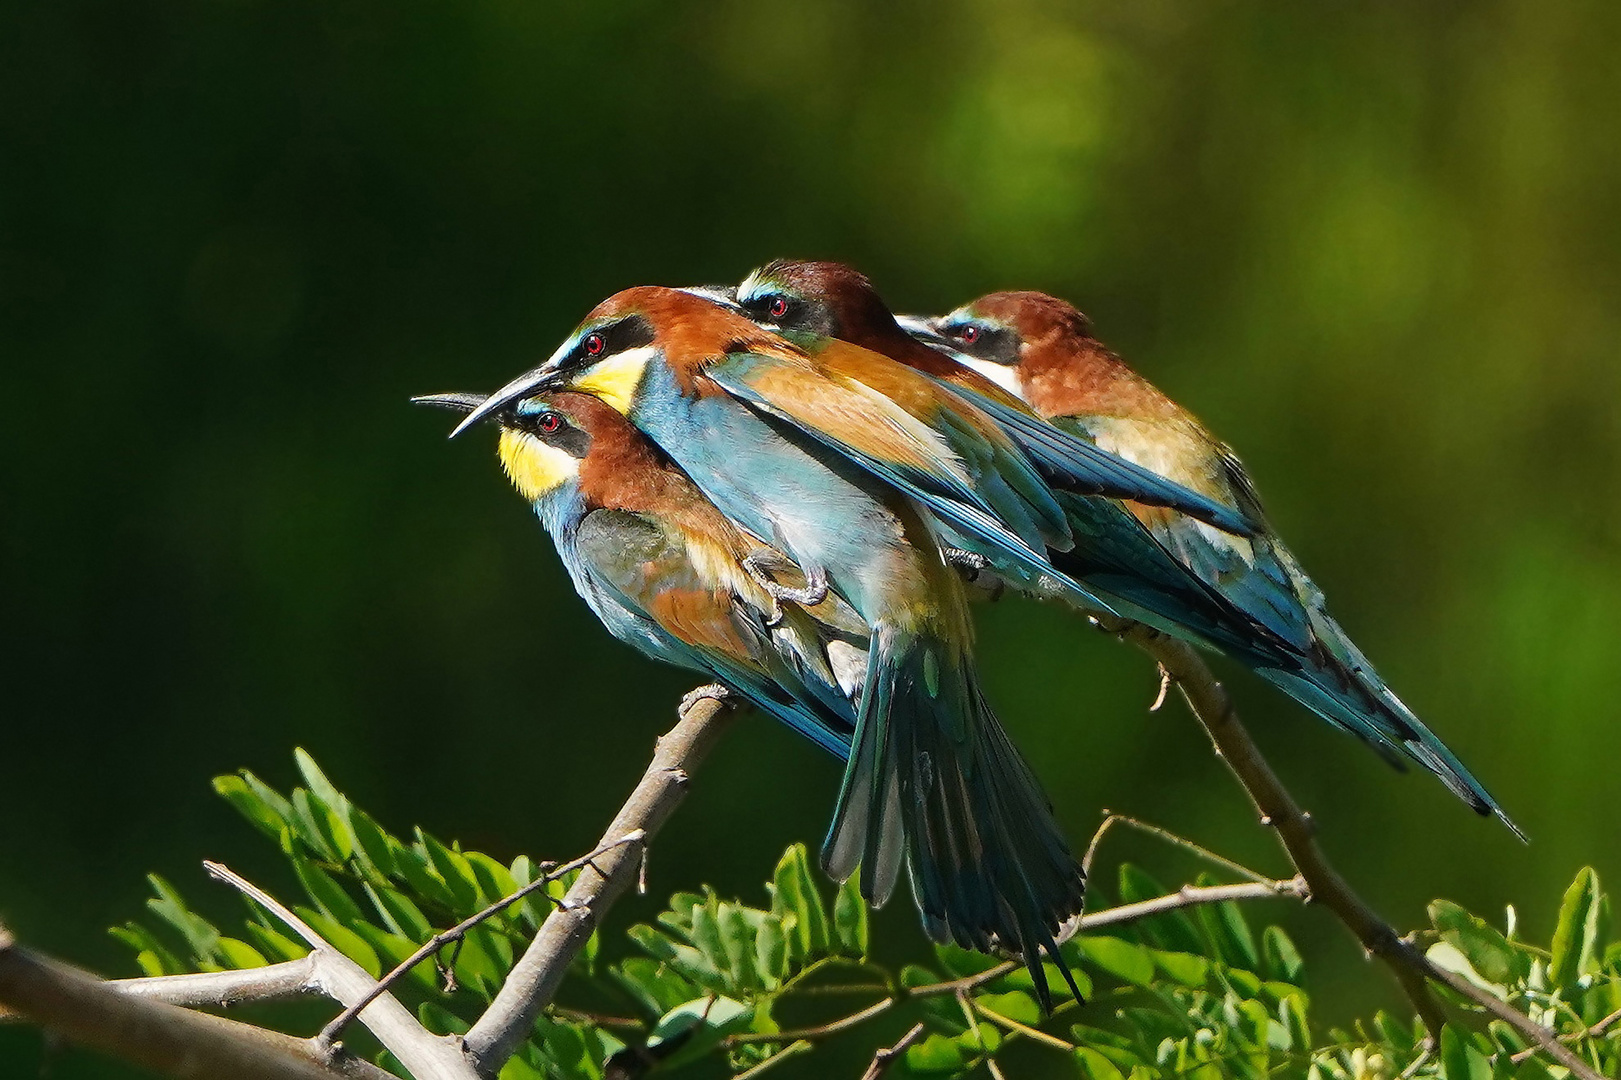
[
  {"x1": 910, "y1": 291, "x2": 1096, "y2": 399},
  {"x1": 416, "y1": 388, "x2": 626, "y2": 503},
  {"x1": 447, "y1": 286, "x2": 784, "y2": 437},
  {"x1": 735, "y1": 259, "x2": 903, "y2": 345}
]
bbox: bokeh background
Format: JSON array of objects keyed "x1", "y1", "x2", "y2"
[{"x1": 4, "y1": 1, "x2": 1619, "y2": 1076}]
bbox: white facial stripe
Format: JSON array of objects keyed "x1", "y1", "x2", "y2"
[{"x1": 959, "y1": 356, "x2": 1025, "y2": 400}]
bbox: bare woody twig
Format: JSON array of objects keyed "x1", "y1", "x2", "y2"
[
  {"x1": 0, "y1": 923, "x2": 348, "y2": 1080},
  {"x1": 206, "y1": 862, "x2": 480, "y2": 1080},
  {"x1": 1116, "y1": 626, "x2": 1604, "y2": 1080},
  {"x1": 110, "y1": 957, "x2": 322, "y2": 1010},
  {"x1": 859, "y1": 1022, "x2": 926, "y2": 1080},
  {"x1": 316, "y1": 829, "x2": 646, "y2": 1052},
  {"x1": 461, "y1": 690, "x2": 738, "y2": 1076}
]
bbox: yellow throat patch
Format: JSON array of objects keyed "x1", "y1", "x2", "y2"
[
  {"x1": 498, "y1": 429, "x2": 580, "y2": 501},
  {"x1": 570, "y1": 346, "x2": 653, "y2": 415}
]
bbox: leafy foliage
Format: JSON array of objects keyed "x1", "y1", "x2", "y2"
[{"x1": 113, "y1": 753, "x2": 1621, "y2": 1079}]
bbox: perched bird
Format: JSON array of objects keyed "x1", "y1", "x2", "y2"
[
  {"x1": 415, "y1": 389, "x2": 865, "y2": 758},
  {"x1": 729, "y1": 260, "x2": 1284, "y2": 646},
  {"x1": 446, "y1": 290, "x2": 1091, "y2": 1004},
  {"x1": 906, "y1": 289, "x2": 1518, "y2": 835}
]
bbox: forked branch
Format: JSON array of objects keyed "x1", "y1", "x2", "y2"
[{"x1": 1113, "y1": 623, "x2": 1602, "y2": 1080}]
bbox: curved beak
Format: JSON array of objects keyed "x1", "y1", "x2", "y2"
[
  {"x1": 445, "y1": 364, "x2": 559, "y2": 438},
  {"x1": 680, "y1": 283, "x2": 741, "y2": 311},
  {"x1": 412, "y1": 391, "x2": 490, "y2": 416},
  {"x1": 896, "y1": 313, "x2": 963, "y2": 355}
]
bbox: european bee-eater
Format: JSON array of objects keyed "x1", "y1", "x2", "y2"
[
  {"x1": 908, "y1": 289, "x2": 1517, "y2": 835},
  {"x1": 445, "y1": 291, "x2": 1089, "y2": 1004},
  {"x1": 416, "y1": 389, "x2": 865, "y2": 757}
]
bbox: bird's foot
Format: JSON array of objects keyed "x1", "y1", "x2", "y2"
[
  {"x1": 680, "y1": 683, "x2": 732, "y2": 714},
  {"x1": 944, "y1": 548, "x2": 1006, "y2": 601},
  {"x1": 943, "y1": 547, "x2": 989, "y2": 572},
  {"x1": 743, "y1": 551, "x2": 829, "y2": 626}
]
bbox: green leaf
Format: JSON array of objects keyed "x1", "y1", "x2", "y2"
[
  {"x1": 611, "y1": 956, "x2": 701, "y2": 1017},
  {"x1": 1261, "y1": 925, "x2": 1304, "y2": 984},
  {"x1": 834, "y1": 868, "x2": 868, "y2": 957},
  {"x1": 464, "y1": 852, "x2": 519, "y2": 908},
  {"x1": 646, "y1": 995, "x2": 751, "y2": 1070},
  {"x1": 215, "y1": 937, "x2": 268, "y2": 969},
  {"x1": 289, "y1": 788, "x2": 345, "y2": 863},
  {"x1": 978, "y1": 990, "x2": 1041, "y2": 1025},
  {"x1": 367, "y1": 883, "x2": 433, "y2": 943},
  {"x1": 349, "y1": 922, "x2": 439, "y2": 994},
  {"x1": 110, "y1": 922, "x2": 186, "y2": 975},
  {"x1": 716, "y1": 903, "x2": 759, "y2": 991},
  {"x1": 1439, "y1": 1025, "x2": 1492, "y2": 1080},
  {"x1": 144, "y1": 875, "x2": 220, "y2": 964},
  {"x1": 1079, "y1": 936, "x2": 1155, "y2": 987},
  {"x1": 293, "y1": 854, "x2": 364, "y2": 926},
  {"x1": 905, "y1": 1032, "x2": 967, "y2": 1074},
  {"x1": 769, "y1": 844, "x2": 829, "y2": 960},
  {"x1": 212, "y1": 775, "x2": 288, "y2": 840},
  {"x1": 1550, "y1": 867, "x2": 1606, "y2": 986},
  {"x1": 416, "y1": 829, "x2": 482, "y2": 913},
  {"x1": 690, "y1": 899, "x2": 729, "y2": 973},
  {"x1": 417, "y1": 1000, "x2": 470, "y2": 1037},
  {"x1": 293, "y1": 749, "x2": 345, "y2": 814},
  {"x1": 346, "y1": 807, "x2": 398, "y2": 881},
  {"x1": 296, "y1": 907, "x2": 382, "y2": 978},
  {"x1": 1430, "y1": 899, "x2": 1522, "y2": 987},
  {"x1": 754, "y1": 914, "x2": 788, "y2": 988},
  {"x1": 394, "y1": 845, "x2": 459, "y2": 912},
  {"x1": 934, "y1": 943, "x2": 1001, "y2": 979},
  {"x1": 1074, "y1": 1046, "x2": 1129, "y2": 1080},
  {"x1": 626, "y1": 924, "x2": 728, "y2": 994},
  {"x1": 242, "y1": 921, "x2": 308, "y2": 964},
  {"x1": 452, "y1": 925, "x2": 508, "y2": 999},
  {"x1": 236, "y1": 771, "x2": 296, "y2": 831},
  {"x1": 1150, "y1": 949, "x2": 1210, "y2": 988},
  {"x1": 1194, "y1": 879, "x2": 1259, "y2": 972},
  {"x1": 1117, "y1": 863, "x2": 1204, "y2": 953}
]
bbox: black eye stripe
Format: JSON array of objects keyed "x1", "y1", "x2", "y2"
[
  {"x1": 517, "y1": 409, "x2": 593, "y2": 457},
  {"x1": 571, "y1": 314, "x2": 656, "y2": 367}
]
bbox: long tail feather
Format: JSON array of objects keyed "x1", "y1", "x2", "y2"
[{"x1": 821, "y1": 625, "x2": 1088, "y2": 1009}]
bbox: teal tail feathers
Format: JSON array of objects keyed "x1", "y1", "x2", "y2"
[
  {"x1": 821, "y1": 625, "x2": 1088, "y2": 1008},
  {"x1": 1269, "y1": 609, "x2": 1526, "y2": 841}
]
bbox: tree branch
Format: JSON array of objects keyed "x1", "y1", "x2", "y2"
[
  {"x1": 1113, "y1": 624, "x2": 1604, "y2": 1080},
  {"x1": 206, "y1": 862, "x2": 480, "y2": 1080},
  {"x1": 0, "y1": 922, "x2": 356, "y2": 1080},
  {"x1": 859, "y1": 1022, "x2": 925, "y2": 1080},
  {"x1": 110, "y1": 957, "x2": 322, "y2": 1009},
  {"x1": 460, "y1": 689, "x2": 738, "y2": 1077},
  {"x1": 316, "y1": 830, "x2": 645, "y2": 1052}
]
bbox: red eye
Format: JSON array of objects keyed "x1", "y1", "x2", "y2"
[
  {"x1": 583, "y1": 332, "x2": 605, "y2": 357},
  {"x1": 537, "y1": 412, "x2": 562, "y2": 434},
  {"x1": 960, "y1": 325, "x2": 980, "y2": 344},
  {"x1": 768, "y1": 297, "x2": 789, "y2": 319}
]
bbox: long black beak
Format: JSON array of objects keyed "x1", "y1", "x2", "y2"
[
  {"x1": 894, "y1": 313, "x2": 958, "y2": 352},
  {"x1": 413, "y1": 391, "x2": 491, "y2": 417},
  {"x1": 445, "y1": 363, "x2": 560, "y2": 438},
  {"x1": 680, "y1": 283, "x2": 741, "y2": 310}
]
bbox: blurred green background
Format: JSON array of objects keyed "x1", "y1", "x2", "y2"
[{"x1": 3, "y1": 1, "x2": 1618, "y2": 1076}]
